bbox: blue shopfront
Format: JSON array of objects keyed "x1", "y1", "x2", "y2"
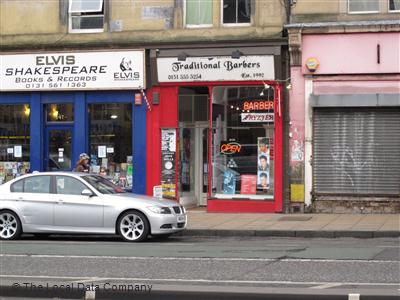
[{"x1": 0, "y1": 50, "x2": 147, "y2": 194}]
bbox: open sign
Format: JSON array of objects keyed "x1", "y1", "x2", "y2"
[{"x1": 220, "y1": 142, "x2": 242, "y2": 155}]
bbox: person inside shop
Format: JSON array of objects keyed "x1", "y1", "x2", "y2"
[
  {"x1": 258, "y1": 172, "x2": 269, "y2": 190},
  {"x1": 99, "y1": 166, "x2": 107, "y2": 177},
  {"x1": 74, "y1": 153, "x2": 90, "y2": 173},
  {"x1": 258, "y1": 155, "x2": 269, "y2": 171}
]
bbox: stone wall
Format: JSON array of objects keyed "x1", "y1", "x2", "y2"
[{"x1": 312, "y1": 199, "x2": 400, "y2": 214}]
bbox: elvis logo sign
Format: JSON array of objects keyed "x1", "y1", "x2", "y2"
[{"x1": 1, "y1": 50, "x2": 145, "y2": 91}]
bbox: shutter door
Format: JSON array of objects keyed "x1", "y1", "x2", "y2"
[{"x1": 313, "y1": 108, "x2": 400, "y2": 196}]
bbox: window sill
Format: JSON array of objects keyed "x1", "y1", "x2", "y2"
[
  {"x1": 185, "y1": 25, "x2": 213, "y2": 29},
  {"x1": 68, "y1": 29, "x2": 105, "y2": 34},
  {"x1": 221, "y1": 23, "x2": 252, "y2": 27},
  {"x1": 347, "y1": 11, "x2": 380, "y2": 14}
]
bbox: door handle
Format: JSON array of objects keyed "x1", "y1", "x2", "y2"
[
  {"x1": 57, "y1": 199, "x2": 64, "y2": 204},
  {"x1": 16, "y1": 197, "x2": 24, "y2": 201}
]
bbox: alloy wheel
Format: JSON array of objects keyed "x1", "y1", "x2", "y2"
[
  {"x1": 0, "y1": 212, "x2": 20, "y2": 240},
  {"x1": 119, "y1": 212, "x2": 148, "y2": 242}
]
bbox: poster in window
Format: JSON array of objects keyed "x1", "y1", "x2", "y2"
[
  {"x1": 14, "y1": 145, "x2": 22, "y2": 158},
  {"x1": 257, "y1": 171, "x2": 270, "y2": 190},
  {"x1": 257, "y1": 137, "x2": 270, "y2": 190},
  {"x1": 161, "y1": 129, "x2": 176, "y2": 199},
  {"x1": 240, "y1": 175, "x2": 257, "y2": 194},
  {"x1": 98, "y1": 145, "x2": 106, "y2": 158},
  {"x1": 223, "y1": 169, "x2": 236, "y2": 194}
]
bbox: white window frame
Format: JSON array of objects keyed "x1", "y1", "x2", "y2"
[
  {"x1": 68, "y1": 0, "x2": 104, "y2": 33},
  {"x1": 220, "y1": 0, "x2": 251, "y2": 27},
  {"x1": 184, "y1": 0, "x2": 213, "y2": 28},
  {"x1": 347, "y1": 0, "x2": 380, "y2": 14},
  {"x1": 388, "y1": 0, "x2": 400, "y2": 12}
]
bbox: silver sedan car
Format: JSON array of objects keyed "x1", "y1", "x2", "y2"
[{"x1": 0, "y1": 172, "x2": 187, "y2": 242}]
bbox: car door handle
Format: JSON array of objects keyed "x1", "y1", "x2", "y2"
[
  {"x1": 16, "y1": 197, "x2": 24, "y2": 201},
  {"x1": 57, "y1": 199, "x2": 64, "y2": 204}
]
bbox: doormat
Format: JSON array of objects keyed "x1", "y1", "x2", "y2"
[{"x1": 278, "y1": 216, "x2": 312, "y2": 222}]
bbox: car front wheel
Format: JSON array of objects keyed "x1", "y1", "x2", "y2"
[
  {"x1": 117, "y1": 210, "x2": 149, "y2": 242},
  {"x1": 0, "y1": 210, "x2": 21, "y2": 240}
]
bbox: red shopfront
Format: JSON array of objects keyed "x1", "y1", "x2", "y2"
[{"x1": 146, "y1": 54, "x2": 283, "y2": 213}]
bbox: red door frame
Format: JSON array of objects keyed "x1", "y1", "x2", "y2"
[{"x1": 146, "y1": 81, "x2": 283, "y2": 213}]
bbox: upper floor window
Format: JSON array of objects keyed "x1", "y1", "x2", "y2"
[
  {"x1": 185, "y1": 0, "x2": 212, "y2": 27},
  {"x1": 348, "y1": 0, "x2": 379, "y2": 13},
  {"x1": 389, "y1": 0, "x2": 400, "y2": 12},
  {"x1": 222, "y1": 0, "x2": 251, "y2": 25},
  {"x1": 69, "y1": 0, "x2": 104, "y2": 33}
]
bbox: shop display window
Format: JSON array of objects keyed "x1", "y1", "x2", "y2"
[
  {"x1": 0, "y1": 104, "x2": 30, "y2": 184},
  {"x1": 211, "y1": 86, "x2": 275, "y2": 200},
  {"x1": 88, "y1": 103, "x2": 132, "y2": 188}
]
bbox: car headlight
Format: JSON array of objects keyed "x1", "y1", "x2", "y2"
[{"x1": 147, "y1": 206, "x2": 172, "y2": 214}]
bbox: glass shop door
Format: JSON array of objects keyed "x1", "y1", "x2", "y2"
[{"x1": 44, "y1": 127, "x2": 73, "y2": 171}]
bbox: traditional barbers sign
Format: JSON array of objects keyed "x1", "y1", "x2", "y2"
[
  {"x1": 157, "y1": 55, "x2": 274, "y2": 82},
  {"x1": 1, "y1": 50, "x2": 145, "y2": 91}
]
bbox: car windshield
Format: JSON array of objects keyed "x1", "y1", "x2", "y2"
[{"x1": 81, "y1": 175, "x2": 126, "y2": 194}]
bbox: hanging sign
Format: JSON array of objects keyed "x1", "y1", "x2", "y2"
[
  {"x1": 157, "y1": 55, "x2": 274, "y2": 82},
  {"x1": 220, "y1": 141, "x2": 241, "y2": 155},
  {"x1": 241, "y1": 113, "x2": 274, "y2": 123},
  {"x1": 1, "y1": 50, "x2": 145, "y2": 91},
  {"x1": 243, "y1": 100, "x2": 274, "y2": 111},
  {"x1": 134, "y1": 93, "x2": 142, "y2": 105},
  {"x1": 161, "y1": 129, "x2": 176, "y2": 199}
]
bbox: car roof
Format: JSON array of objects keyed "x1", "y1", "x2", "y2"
[
  {"x1": 25, "y1": 171, "x2": 89, "y2": 177},
  {"x1": 0, "y1": 172, "x2": 88, "y2": 188}
]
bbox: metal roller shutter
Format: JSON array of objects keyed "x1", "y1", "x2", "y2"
[{"x1": 313, "y1": 107, "x2": 400, "y2": 196}]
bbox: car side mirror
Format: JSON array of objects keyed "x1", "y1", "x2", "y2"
[{"x1": 81, "y1": 189, "x2": 94, "y2": 197}]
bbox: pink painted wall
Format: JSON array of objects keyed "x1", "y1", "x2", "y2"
[
  {"x1": 302, "y1": 33, "x2": 400, "y2": 75},
  {"x1": 289, "y1": 67, "x2": 305, "y2": 166},
  {"x1": 313, "y1": 78, "x2": 400, "y2": 94}
]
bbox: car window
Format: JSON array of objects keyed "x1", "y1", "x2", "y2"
[
  {"x1": 11, "y1": 179, "x2": 24, "y2": 192},
  {"x1": 24, "y1": 176, "x2": 51, "y2": 193},
  {"x1": 82, "y1": 175, "x2": 126, "y2": 194},
  {"x1": 56, "y1": 176, "x2": 88, "y2": 195}
]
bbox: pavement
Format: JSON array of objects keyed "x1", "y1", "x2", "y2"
[{"x1": 182, "y1": 208, "x2": 400, "y2": 238}]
